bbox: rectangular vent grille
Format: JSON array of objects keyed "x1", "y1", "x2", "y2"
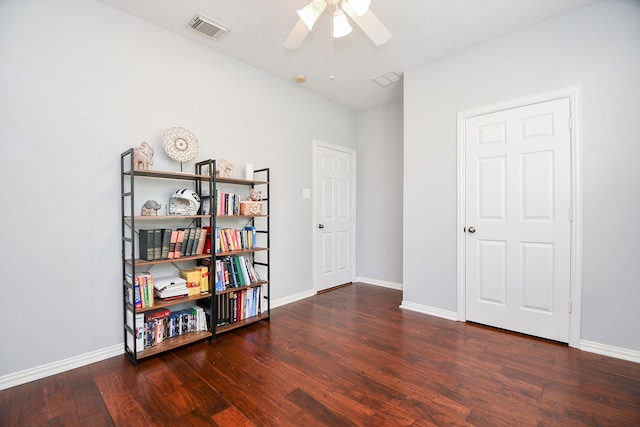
[
  {"x1": 189, "y1": 14, "x2": 230, "y2": 40},
  {"x1": 371, "y1": 70, "x2": 403, "y2": 87}
]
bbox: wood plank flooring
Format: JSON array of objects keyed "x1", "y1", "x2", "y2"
[{"x1": 1, "y1": 283, "x2": 639, "y2": 426}]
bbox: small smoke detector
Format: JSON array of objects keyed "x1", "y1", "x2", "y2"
[
  {"x1": 371, "y1": 70, "x2": 403, "y2": 87},
  {"x1": 189, "y1": 14, "x2": 230, "y2": 40}
]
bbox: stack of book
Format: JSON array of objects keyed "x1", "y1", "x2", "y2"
[
  {"x1": 138, "y1": 227, "x2": 210, "y2": 261},
  {"x1": 153, "y1": 276, "x2": 189, "y2": 300}
]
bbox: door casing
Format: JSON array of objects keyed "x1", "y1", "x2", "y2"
[{"x1": 456, "y1": 86, "x2": 583, "y2": 348}]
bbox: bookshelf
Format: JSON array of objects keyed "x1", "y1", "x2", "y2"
[
  {"x1": 120, "y1": 151, "x2": 216, "y2": 364},
  {"x1": 207, "y1": 163, "x2": 270, "y2": 337},
  {"x1": 120, "y1": 152, "x2": 270, "y2": 364}
]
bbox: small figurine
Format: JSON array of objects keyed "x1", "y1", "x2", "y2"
[
  {"x1": 133, "y1": 141, "x2": 154, "y2": 170},
  {"x1": 215, "y1": 159, "x2": 234, "y2": 178},
  {"x1": 249, "y1": 189, "x2": 262, "y2": 201},
  {"x1": 141, "y1": 200, "x2": 161, "y2": 216}
]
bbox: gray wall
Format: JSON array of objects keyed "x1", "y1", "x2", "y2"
[
  {"x1": 357, "y1": 101, "x2": 404, "y2": 287},
  {"x1": 0, "y1": 0, "x2": 358, "y2": 378},
  {"x1": 403, "y1": 0, "x2": 640, "y2": 351}
]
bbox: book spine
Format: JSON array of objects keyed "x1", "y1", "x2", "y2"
[
  {"x1": 153, "y1": 229, "x2": 162, "y2": 260},
  {"x1": 138, "y1": 229, "x2": 154, "y2": 261}
]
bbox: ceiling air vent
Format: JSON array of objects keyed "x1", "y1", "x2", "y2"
[
  {"x1": 371, "y1": 70, "x2": 403, "y2": 88},
  {"x1": 189, "y1": 14, "x2": 230, "y2": 40}
]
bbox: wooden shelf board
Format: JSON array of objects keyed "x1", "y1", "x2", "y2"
[
  {"x1": 216, "y1": 313, "x2": 270, "y2": 334},
  {"x1": 125, "y1": 254, "x2": 211, "y2": 266},
  {"x1": 215, "y1": 281, "x2": 269, "y2": 296},
  {"x1": 132, "y1": 292, "x2": 212, "y2": 313},
  {"x1": 136, "y1": 331, "x2": 212, "y2": 359},
  {"x1": 124, "y1": 215, "x2": 211, "y2": 220},
  {"x1": 216, "y1": 214, "x2": 269, "y2": 218},
  {"x1": 216, "y1": 177, "x2": 268, "y2": 185},
  {"x1": 215, "y1": 247, "x2": 269, "y2": 257},
  {"x1": 123, "y1": 169, "x2": 209, "y2": 180}
]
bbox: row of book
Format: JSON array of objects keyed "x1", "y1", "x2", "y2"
[
  {"x1": 125, "y1": 273, "x2": 155, "y2": 308},
  {"x1": 216, "y1": 190, "x2": 243, "y2": 216},
  {"x1": 214, "y1": 255, "x2": 262, "y2": 291},
  {"x1": 215, "y1": 226, "x2": 257, "y2": 253},
  {"x1": 138, "y1": 226, "x2": 210, "y2": 261},
  {"x1": 127, "y1": 306, "x2": 208, "y2": 352},
  {"x1": 216, "y1": 287, "x2": 262, "y2": 326},
  {"x1": 126, "y1": 269, "x2": 210, "y2": 308}
]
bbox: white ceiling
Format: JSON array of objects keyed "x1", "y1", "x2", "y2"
[{"x1": 96, "y1": 0, "x2": 600, "y2": 111}]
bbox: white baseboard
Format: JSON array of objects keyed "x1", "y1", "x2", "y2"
[
  {"x1": 580, "y1": 340, "x2": 640, "y2": 363},
  {"x1": 399, "y1": 300, "x2": 459, "y2": 321},
  {"x1": 356, "y1": 277, "x2": 403, "y2": 290},
  {"x1": 0, "y1": 344, "x2": 123, "y2": 391},
  {"x1": 270, "y1": 289, "x2": 316, "y2": 309}
]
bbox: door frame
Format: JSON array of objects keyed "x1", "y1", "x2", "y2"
[
  {"x1": 456, "y1": 86, "x2": 583, "y2": 348},
  {"x1": 312, "y1": 140, "x2": 357, "y2": 292}
]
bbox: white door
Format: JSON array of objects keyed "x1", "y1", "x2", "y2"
[
  {"x1": 465, "y1": 98, "x2": 571, "y2": 342},
  {"x1": 313, "y1": 142, "x2": 356, "y2": 292}
]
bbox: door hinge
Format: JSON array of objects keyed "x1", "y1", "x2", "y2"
[
  {"x1": 568, "y1": 300, "x2": 572, "y2": 313},
  {"x1": 568, "y1": 117, "x2": 572, "y2": 130},
  {"x1": 569, "y1": 209, "x2": 574, "y2": 221}
]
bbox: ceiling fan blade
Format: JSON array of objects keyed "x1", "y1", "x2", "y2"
[
  {"x1": 342, "y1": 2, "x2": 391, "y2": 46},
  {"x1": 284, "y1": 19, "x2": 311, "y2": 49}
]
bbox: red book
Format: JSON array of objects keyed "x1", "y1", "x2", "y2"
[
  {"x1": 167, "y1": 230, "x2": 178, "y2": 259},
  {"x1": 174, "y1": 230, "x2": 185, "y2": 258},
  {"x1": 203, "y1": 226, "x2": 212, "y2": 254}
]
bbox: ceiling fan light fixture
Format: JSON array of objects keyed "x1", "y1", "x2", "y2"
[
  {"x1": 345, "y1": 0, "x2": 370, "y2": 16},
  {"x1": 297, "y1": 0, "x2": 327, "y2": 30},
  {"x1": 332, "y1": 9, "x2": 352, "y2": 38}
]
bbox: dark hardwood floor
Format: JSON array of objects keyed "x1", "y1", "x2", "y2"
[{"x1": 1, "y1": 283, "x2": 639, "y2": 426}]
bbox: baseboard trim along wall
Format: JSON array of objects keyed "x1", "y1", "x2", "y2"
[
  {"x1": 270, "y1": 289, "x2": 316, "y2": 309},
  {"x1": 356, "y1": 277, "x2": 403, "y2": 290},
  {"x1": 580, "y1": 340, "x2": 640, "y2": 364},
  {"x1": 0, "y1": 344, "x2": 122, "y2": 391},
  {"x1": 399, "y1": 300, "x2": 459, "y2": 321}
]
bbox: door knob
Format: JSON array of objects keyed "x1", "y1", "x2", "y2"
[
  {"x1": 318, "y1": 224, "x2": 325, "y2": 229},
  {"x1": 467, "y1": 226, "x2": 476, "y2": 234}
]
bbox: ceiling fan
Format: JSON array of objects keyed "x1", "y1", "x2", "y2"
[{"x1": 284, "y1": 0, "x2": 391, "y2": 49}]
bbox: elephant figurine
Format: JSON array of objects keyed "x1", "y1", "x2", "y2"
[
  {"x1": 133, "y1": 141, "x2": 154, "y2": 170},
  {"x1": 141, "y1": 200, "x2": 161, "y2": 216}
]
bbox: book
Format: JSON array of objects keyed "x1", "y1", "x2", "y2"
[
  {"x1": 191, "y1": 227, "x2": 202, "y2": 255},
  {"x1": 125, "y1": 310, "x2": 145, "y2": 352},
  {"x1": 160, "y1": 228, "x2": 172, "y2": 259},
  {"x1": 203, "y1": 226, "x2": 213, "y2": 254},
  {"x1": 153, "y1": 228, "x2": 162, "y2": 260},
  {"x1": 168, "y1": 230, "x2": 178, "y2": 259},
  {"x1": 145, "y1": 308, "x2": 170, "y2": 322},
  {"x1": 215, "y1": 260, "x2": 225, "y2": 291},
  {"x1": 181, "y1": 227, "x2": 192, "y2": 257},
  {"x1": 234, "y1": 256, "x2": 247, "y2": 287},
  {"x1": 244, "y1": 226, "x2": 256, "y2": 248},
  {"x1": 174, "y1": 229, "x2": 185, "y2": 258},
  {"x1": 227, "y1": 257, "x2": 239, "y2": 287},
  {"x1": 195, "y1": 227, "x2": 207, "y2": 255},
  {"x1": 138, "y1": 229, "x2": 155, "y2": 261},
  {"x1": 153, "y1": 276, "x2": 188, "y2": 299}
]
